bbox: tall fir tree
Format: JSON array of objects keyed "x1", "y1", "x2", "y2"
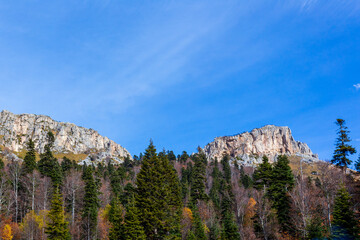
[
  {"x1": 38, "y1": 132, "x2": 62, "y2": 187},
  {"x1": 354, "y1": 154, "x2": 360, "y2": 172},
  {"x1": 22, "y1": 139, "x2": 37, "y2": 174},
  {"x1": 108, "y1": 197, "x2": 124, "y2": 240},
  {"x1": 221, "y1": 213, "x2": 241, "y2": 240},
  {"x1": 209, "y1": 160, "x2": 221, "y2": 211},
  {"x1": 268, "y1": 155, "x2": 294, "y2": 232},
  {"x1": 190, "y1": 149, "x2": 208, "y2": 205},
  {"x1": 82, "y1": 165, "x2": 100, "y2": 240},
  {"x1": 332, "y1": 186, "x2": 358, "y2": 239},
  {"x1": 191, "y1": 209, "x2": 207, "y2": 240},
  {"x1": 45, "y1": 188, "x2": 71, "y2": 240},
  {"x1": 123, "y1": 196, "x2": 146, "y2": 240},
  {"x1": 135, "y1": 141, "x2": 182, "y2": 240},
  {"x1": 253, "y1": 156, "x2": 273, "y2": 190},
  {"x1": 331, "y1": 119, "x2": 356, "y2": 171}
]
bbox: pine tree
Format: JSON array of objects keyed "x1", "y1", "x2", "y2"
[
  {"x1": 22, "y1": 139, "x2": 37, "y2": 174},
  {"x1": 123, "y1": 197, "x2": 146, "y2": 240},
  {"x1": 240, "y1": 165, "x2": 253, "y2": 189},
  {"x1": 135, "y1": 141, "x2": 182, "y2": 240},
  {"x1": 331, "y1": 119, "x2": 356, "y2": 171},
  {"x1": 108, "y1": 197, "x2": 124, "y2": 240},
  {"x1": 355, "y1": 154, "x2": 360, "y2": 172},
  {"x1": 82, "y1": 166, "x2": 100, "y2": 240},
  {"x1": 268, "y1": 155, "x2": 294, "y2": 232},
  {"x1": 38, "y1": 132, "x2": 62, "y2": 187},
  {"x1": 221, "y1": 213, "x2": 241, "y2": 240},
  {"x1": 332, "y1": 186, "x2": 358, "y2": 239},
  {"x1": 192, "y1": 209, "x2": 207, "y2": 240},
  {"x1": 210, "y1": 160, "x2": 221, "y2": 210},
  {"x1": 253, "y1": 156, "x2": 272, "y2": 190},
  {"x1": 190, "y1": 149, "x2": 208, "y2": 205},
  {"x1": 61, "y1": 156, "x2": 72, "y2": 174},
  {"x1": 45, "y1": 189, "x2": 71, "y2": 240}
]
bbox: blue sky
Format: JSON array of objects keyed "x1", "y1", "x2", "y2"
[{"x1": 0, "y1": 0, "x2": 360, "y2": 161}]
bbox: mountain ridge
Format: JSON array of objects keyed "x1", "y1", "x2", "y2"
[
  {"x1": 0, "y1": 110, "x2": 131, "y2": 163},
  {"x1": 203, "y1": 124, "x2": 319, "y2": 165}
]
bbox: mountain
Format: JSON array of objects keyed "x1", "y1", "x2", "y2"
[
  {"x1": 204, "y1": 125, "x2": 319, "y2": 165},
  {"x1": 0, "y1": 110, "x2": 131, "y2": 164}
]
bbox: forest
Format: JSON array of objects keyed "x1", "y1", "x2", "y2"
[{"x1": 0, "y1": 119, "x2": 359, "y2": 240}]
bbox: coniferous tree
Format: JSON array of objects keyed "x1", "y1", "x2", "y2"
[
  {"x1": 268, "y1": 155, "x2": 294, "y2": 232},
  {"x1": 190, "y1": 149, "x2": 208, "y2": 205},
  {"x1": 135, "y1": 141, "x2": 182, "y2": 240},
  {"x1": 332, "y1": 186, "x2": 358, "y2": 239},
  {"x1": 331, "y1": 119, "x2": 356, "y2": 171},
  {"x1": 221, "y1": 213, "x2": 241, "y2": 240},
  {"x1": 22, "y1": 139, "x2": 37, "y2": 174},
  {"x1": 210, "y1": 160, "x2": 221, "y2": 210},
  {"x1": 240, "y1": 166, "x2": 253, "y2": 189},
  {"x1": 192, "y1": 209, "x2": 206, "y2": 240},
  {"x1": 38, "y1": 132, "x2": 62, "y2": 187},
  {"x1": 61, "y1": 157, "x2": 72, "y2": 174},
  {"x1": 82, "y1": 165, "x2": 100, "y2": 240},
  {"x1": 108, "y1": 197, "x2": 124, "y2": 240},
  {"x1": 354, "y1": 154, "x2": 360, "y2": 172},
  {"x1": 45, "y1": 189, "x2": 71, "y2": 240},
  {"x1": 253, "y1": 156, "x2": 272, "y2": 190},
  {"x1": 123, "y1": 197, "x2": 146, "y2": 240}
]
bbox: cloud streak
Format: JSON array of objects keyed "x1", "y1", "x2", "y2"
[{"x1": 354, "y1": 83, "x2": 360, "y2": 90}]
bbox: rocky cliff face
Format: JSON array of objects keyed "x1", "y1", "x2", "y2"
[
  {"x1": 204, "y1": 125, "x2": 318, "y2": 165},
  {"x1": 0, "y1": 110, "x2": 131, "y2": 163}
]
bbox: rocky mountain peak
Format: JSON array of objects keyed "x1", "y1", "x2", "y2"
[
  {"x1": 0, "y1": 110, "x2": 131, "y2": 163},
  {"x1": 204, "y1": 125, "x2": 318, "y2": 165}
]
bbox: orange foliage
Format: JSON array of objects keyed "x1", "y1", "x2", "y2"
[
  {"x1": 244, "y1": 197, "x2": 257, "y2": 227},
  {"x1": 1, "y1": 224, "x2": 13, "y2": 240}
]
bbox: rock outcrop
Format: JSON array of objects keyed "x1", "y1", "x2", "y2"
[
  {"x1": 0, "y1": 110, "x2": 131, "y2": 163},
  {"x1": 204, "y1": 125, "x2": 318, "y2": 165}
]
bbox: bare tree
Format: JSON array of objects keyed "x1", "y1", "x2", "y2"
[
  {"x1": 8, "y1": 160, "x2": 21, "y2": 222},
  {"x1": 63, "y1": 169, "x2": 84, "y2": 225}
]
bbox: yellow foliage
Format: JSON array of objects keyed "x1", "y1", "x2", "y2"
[
  {"x1": 20, "y1": 210, "x2": 48, "y2": 232},
  {"x1": 1, "y1": 224, "x2": 13, "y2": 240},
  {"x1": 183, "y1": 207, "x2": 193, "y2": 221},
  {"x1": 203, "y1": 224, "x2": 210, "y2": 234},
  {"x1": 244, "y1": 197, "x2": 257, "y2": 226}
]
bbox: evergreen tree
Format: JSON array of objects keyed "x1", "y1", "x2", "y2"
[
  {"x1": 331, "y1": 119, "x2": 356, "y2": 170},
  {"x1": 240, "y1": 166, "x2": 253, "y2": 189},
  {"x1": 306, "y1": 216, "x2": 325, "y2": 240},
  {"x1": 22, "y1": 139, "x2": 37, "y2": 174},
  {"x1": 45, "y1": 189, "x2": 71, "y2": 240},
  {"x1": 108, "y1": 197, "x2": 124, "y2": 240},
  {"x1": 167, "y1": 150, "x2": 177, "y2": 163},
  {"x1": 192, "y1": 209, "x2": 207, "y2": 240},
  {"x1": 38, "y1": 132, "x2": 62, "y2": 187},
  {"x1": 209, "y1": 160, "x2": 221, "y2": 210},
  {"x1": 82, "y1": 166, "x2": 100, "y2": 240},
  {"x1": 180, "y1": 151, "x2": 190, "y2": 163},
  {"x1": 135, "y1": 141, "x2": 182, "y2": 240},
  {"x1": 190, "y1": 149, "x2": 208, "y2": 204},
  {"x1": 253, "y1": 156, "x2": 272, "y2": 190},
  {"x1": 332, "y1": 186, "x2": 358, "y2": 239},
  {"x1": 355, "y1": 154, "x2": 360, "y2": 172},
  {"x1": 268, "y1": 155, "x2": 294, "y2": 232},
  {"x1": 221, "y1": 155, "x2": 231, "y2": 184},
  {"x1": 221, "y1": 213, "x2": 241, "y2": 240},
  {"x1": 61, "y1": 156, "x2": 72, "y2": 174},
  {"x1": 123, "y1": 197, "x2": 146, "y2": 240},
  {"x1": 0, "y1": 157, "x2": 4, "y2": 170}
]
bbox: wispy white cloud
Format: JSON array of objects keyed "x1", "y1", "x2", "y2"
[{"x1": 354, "y1": 83, "x2": 360, "y2": 90}]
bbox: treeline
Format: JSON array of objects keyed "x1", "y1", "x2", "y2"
[{"x1": 0, "y1": 120, "x2": 359, "y2": 239}]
